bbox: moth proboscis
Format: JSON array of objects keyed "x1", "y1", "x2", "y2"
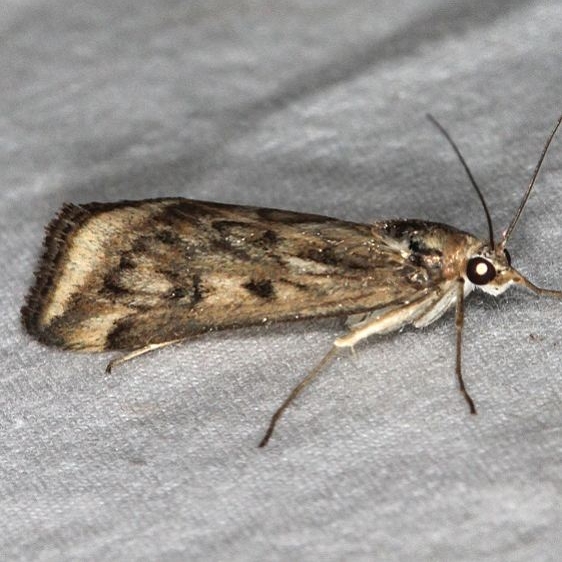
[{"x1": 21, "y1": 115, "x2": 562, "y2": 447}]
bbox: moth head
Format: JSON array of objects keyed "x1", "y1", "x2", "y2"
[
  {"x1": 465, "y1": 244, "x2": 562, "y2": 301},
  {"x1": 428, "y1": 113, "x2": 562, "y2": 302},
  {"x1": 465, "y1": 246, "x2": 514, "y2": 296}
]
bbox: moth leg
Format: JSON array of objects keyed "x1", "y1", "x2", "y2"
[
  {"x1": 105, "y1": 339, "x2": 183, "y2": 374},
  {"x1": 335, "y1": 295, "x2": 434, "y2": 348},
  {"x1": 259, "y1": 298, "x2": 433, "y2": 447},
  {"x1": 258, "y1": 345, "x2": 339, "y2": 447},
  {"x1": 455, "y1": 278, "x2": 477, "y2": 414}
]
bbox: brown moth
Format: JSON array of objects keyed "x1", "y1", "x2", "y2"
[{"x1": 21, "y1": 115, "x2": 562, "y2": 446}]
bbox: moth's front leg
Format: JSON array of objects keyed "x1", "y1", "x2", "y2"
[{"x1": 454, "y1": 278, "x2": 477, "y2": 414}]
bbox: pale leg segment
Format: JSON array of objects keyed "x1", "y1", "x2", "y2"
[
  {"x1": 105, "y1": 339, "x2": 184, "y2": 373},
  {"x1": 259, "y1": 297, "x2": 436, "y2": 447},
  {"x1": 335, "y1": 296, "x2": 437, "y2": 348}
]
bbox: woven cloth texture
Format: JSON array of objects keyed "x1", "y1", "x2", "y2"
[{"x1": 2, "y1": 1, "x2": 561, "y2": 560}]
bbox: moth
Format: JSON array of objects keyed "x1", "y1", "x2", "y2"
[{"x1": 21, "y1": 115, "x2": 562, "y2": 447}]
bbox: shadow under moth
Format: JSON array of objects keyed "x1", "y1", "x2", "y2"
[{"x1": 21, "y1": 115, "x2": 562, "y2": 446}]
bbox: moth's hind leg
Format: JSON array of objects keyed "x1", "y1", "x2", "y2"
[{"x1": 105, "y1": 339, "x2": 184, "y2": 373}]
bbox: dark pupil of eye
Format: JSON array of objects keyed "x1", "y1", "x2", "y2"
[
  {"x1": 466, "y1": 257, "x2": 497, "y2": 285},
  {"x1": 504, "y1": 249, "x2": 511, "y2": 266}
]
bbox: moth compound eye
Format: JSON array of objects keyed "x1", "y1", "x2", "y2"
[
  {"x1": 466, "y1": 257, "x2": 497, "y2": 285},
  {"x1": 504, "y1": 248, "x2": 512, "y2": 266}
]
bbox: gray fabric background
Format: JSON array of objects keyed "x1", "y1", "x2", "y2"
[{"x1": 2, "y1": 1, "x2": 561, "y2": 560}]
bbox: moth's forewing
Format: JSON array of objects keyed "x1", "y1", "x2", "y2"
[{"x1": 22, "y1": 198, "x2": 470, "y2": 352}]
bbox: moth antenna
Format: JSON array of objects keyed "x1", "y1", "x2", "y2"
[
  {"x1": 426, "y1": 114, "x2": 495, "y2": 248},
  {"x1": 499, "y1": 114, "x2": 562, "y2": 250}
]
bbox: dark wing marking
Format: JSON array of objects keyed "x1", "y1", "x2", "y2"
[{"x1": 22, "y1": 198, "x2": 448, "y2": 350}]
